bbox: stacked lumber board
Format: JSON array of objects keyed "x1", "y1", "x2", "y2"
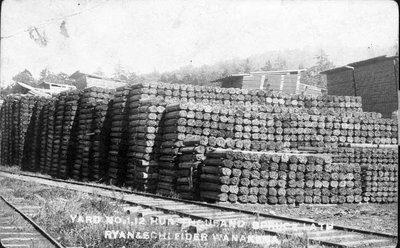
[
  {"x1": 200, "y1": 149, "x2": 363, "y2": 204},
  {"x1": 105, "y1": 85, "x2": 131, "y2": 185}
]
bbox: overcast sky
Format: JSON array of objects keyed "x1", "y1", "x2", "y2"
[{"x1": 1, "y1": 0, "x2": 398, "y2": 85}]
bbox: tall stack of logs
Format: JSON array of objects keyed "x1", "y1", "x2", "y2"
[
  {"x1": 44, "y1": 99, "x2": 56, "y2": 174},
  {"x1": 127, "y1": 97, "x2": 165, "y2": 192},
  {"x1": 72, "y1": 87, "x2": 114, "y2": 181},
  {"x1": 176, "y1": 137, "x2": 206, "y2": 200},
  {"x1": 22, "y1": 97, "x2": 47, "y2": 171},
  {"x1": 105, "y1": 85, "x2": 131, "y2": 185},
  {"x1": 50, "y1": 93, "x2": 67, "y2": 177},
  {"x1": 90, "y1": 88, "x2": 114, "y2": 181},
  {"x1": 58, "y1": 90, "x2": 80, "y2": 179},
  {"x1": 0, "y1": 96, "x2": 14, "y2": 165},
  {"x1": 16, "y1": 95, "x2": 36, "y2": 167}
]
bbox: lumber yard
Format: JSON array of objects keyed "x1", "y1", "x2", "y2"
[{"x1": 0, "y1": 81, "x2": 398, "y2": 205}]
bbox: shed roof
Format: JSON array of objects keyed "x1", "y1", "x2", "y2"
[
  {"x1": 69, "y1": 70, "x2": 127, "y2": 83},
  {"x1": 212, "y1": 69, "x2": 305, "y2": 83},
  {"x1": 321, "y1": 55, "x2": 398, "y2": 75},
  {"x1": 211, "y1": 73, "x2": 250, "y2": 83}
]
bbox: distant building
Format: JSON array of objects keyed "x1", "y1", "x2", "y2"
[
  {"x1": 69, "y1": 71, "x2": 127, "y2": 89},
  {"x1": 37, "y1": 82, "x2": 76, "y2": 94},
  {"x1": 321, "y1": 55, "x2": 399, "y2": 118},
  {"x1": 212, "y1": 70, "x2": 323, "y2": 95}
]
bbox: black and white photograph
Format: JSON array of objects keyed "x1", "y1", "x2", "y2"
[{"x1": 0, "y1": 0, "x2": 398, "y2": 247}]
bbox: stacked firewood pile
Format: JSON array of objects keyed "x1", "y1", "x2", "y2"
[
  {"x1": 72, "y1": 87, "x2": 114, "y2": 181},
  {"x1": 43, "y1": 99, "x2": 56, "y2": 174},
  {"x1": 16, "y1": 95, "x2": 36, "y2": 167},
  {"x1": 0, "y1": 96, "x2": 13, "y2": 166},
  {"x1": 200, "y1": 149, "x2": 362, "y2": 204},
  {"x1": 0, "y1": 81, "x2": 398, "y2": 206},
  {"x1": 360, "y1": 163, "x2": 398, "y2": 203},
  {"x1": 126, "y1": 96, "x2": 165, "y2": 192},
  {"x1": 91, "y1": 88, "x2": 114, "y2": 181},
  {"x1": 49, "y1": 93, "x2": 67, "y2": 177},
  {"x1": 176, "y1": 137, "x2": 206, "y2": 200},
  {"x1": 21, "y1": 97, "x2": 47, "y2": 171},
  {"x1": 329, "y1": 147, "x2": 398, "y2": 203},
  {"x1": 0, "y1": 96, "x2": 15, "y2": 166},
  {"x1": 58, "y1": 90, "x2": 81, "y2": 179},
  {"x1": 105, "y1": 85, "x2": 131, "y2": 185},
  {"x1": 304, "y1": 95, "x2": 362, "y2": 115},
  {"x1": 0, "y1": 95, "x2": 38, "y2": 167}
]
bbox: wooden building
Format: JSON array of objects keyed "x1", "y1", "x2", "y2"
[
  {"x1": 321, "y1": 55, "x2": 399, "y2": 118},
  {"x1": 213, "y1": 70, "x2": 323, "y2": 95},
  {"x1": 69, "y1": 71, "x2": 127, "y2": 89}
]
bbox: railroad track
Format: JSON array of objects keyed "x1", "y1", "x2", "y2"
[
  {"x1": 0, "y1": 169, "x2": 397, "y2": 248},
  {"x1": 0, "y1": 194, "x2": 63, "y2": 248}
]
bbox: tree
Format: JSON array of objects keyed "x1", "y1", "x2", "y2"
[
  {"x1": 261, "y1": 60, "x2": 273, "y2": 71},
  {"x1": 272, "y1": 57, "x2": 288, "y2": 70},
  {"x1": 12, "y1": 69, "x2": 36, "y2": 86},
  {"x1": 113, "y1": 63, "x2": 128, "y2": 80},
  {"x1": 301, "y1": 49, "x2": 335, "y2": 88},
  {"x1": 38, "y1": 68, "x2": 70, "y2": 85},
  {"x1": 241, "y1": 58, "x2": 252, "y2": 73}
]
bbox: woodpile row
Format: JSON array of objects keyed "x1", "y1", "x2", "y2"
[
  {"x1": 0, "y1": 96, "x2": 16, "y2": 166},
  {"x1": 21, "y1": 97, "x2": 47, "y2": 172},
  {"x1": 126, "y1": 97, "x2": 165, "y2": 192},
  {"x1": 71, "y1": 87, "x2": 114, "y2": 181},
  {"x1": 329, "y1": 147, "x2": 398, "y2": 203},
  {"x1": 176, "y1": 138, "x2": 206, "y2": 200},
  {"x1": 42, "y1": 99, "x2": 56, "y2": 174},
  {"x1": 0, "y1": 81, "x2": 398, "y2": 205},
  {"x1": 200, "y1": 150, "x2": 363, "y2": 204},
  {"x1": 0, "y1": 95, "x2": 38, "y2": 167},
  {"x1": 58, "y1": 91, "x2": 80, "y2": 179},
  {"x1": 105, "y1": 85, "x2": 131, "y2": 185}
]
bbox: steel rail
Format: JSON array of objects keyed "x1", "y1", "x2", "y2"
[{"x1": 0, "y1": 194, "x2": 65, "y2": 248}]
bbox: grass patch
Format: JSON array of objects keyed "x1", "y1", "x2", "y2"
[{"x1": 0, "y1": 167, "x2": 326, "y2": 248}]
